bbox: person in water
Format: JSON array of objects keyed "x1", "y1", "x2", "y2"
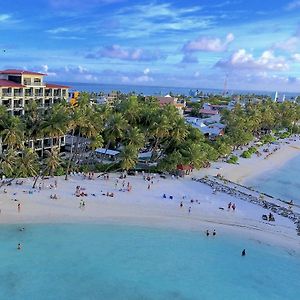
[
  {"x1": 213, "y1": 229, "x2": 216, "y2": 236},
  {"x1": 206, "y1": 230, "x2": 209, "y2": 236},
  {"x1": 241, "y1": 249, "x2": 246, "y2": 256},
  {"x1": 17, "y1": 243, "x2": 21, "y2": 250}
]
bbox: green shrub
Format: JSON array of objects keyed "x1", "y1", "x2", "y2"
[
  {"x1": 261, "y1": 134, "x2": 275, "y2": 144},
  {"x1": 248, "y1": 146, "x2": 257, "y2": 154},
  {"x1": 241, "y1": 151, "x2": 251, "y2": 158},
  {"x1": 227, "y1": 155, "x2": 238, "y2": 164},
  {"x1": 54, "y1": 166, "x2": 65, "y2": 176}
]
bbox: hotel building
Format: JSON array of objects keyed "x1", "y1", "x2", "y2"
[{"x1": 0, "y1": 69, "x2": 69, "y2": 154}]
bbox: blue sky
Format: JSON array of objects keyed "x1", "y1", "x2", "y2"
[{"x1": 1, "y1": 0, "x2": 300, "y2": 92}]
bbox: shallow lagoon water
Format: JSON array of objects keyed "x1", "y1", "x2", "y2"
[
  {"x1": 247, "y1": 154, "x2": 300, "y2": 204},
  {"x1": 0, "y1": 224, "x2": 299, "y2": 300}
]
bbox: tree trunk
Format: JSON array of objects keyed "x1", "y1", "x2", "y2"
[{"x1": 65, "y1": 129, "x2": 75, "y2": 180}]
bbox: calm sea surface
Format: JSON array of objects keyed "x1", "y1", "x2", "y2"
[
  {"x1": 54, "y1": 81, "x2": 299, "y2": 98},
  {"x1": 246, "y1": 154, "x2": 300, "y2": 204},
  {"x1": 0, "y1": 224, "x2": 299, "y2": 300}
]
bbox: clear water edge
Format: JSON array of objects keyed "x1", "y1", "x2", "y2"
[{"x1": 0, "y1": 223, "x2": 299, "y2": 300}]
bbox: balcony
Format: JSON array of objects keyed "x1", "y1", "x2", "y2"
[
  {"x1": 14, "y1": 92, "x2": 23, "y2": 97},
  {"x1": 13, "y1": 101, "x2": 23, "y2": 109},
  {"x1": 2, "y1": 93, "x2": 12, "y2": 97},
  {"x1": 34, "y1": 140, "x2": 43, "y2": 149},
  {"x1": 2, "y1": 100, "x2": 12, "y2": 108}
]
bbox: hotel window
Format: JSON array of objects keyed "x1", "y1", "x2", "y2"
[
  {"x1": 34, "y1": 78, "x2": 41, "y2": 85},
  {"x1": 24, "y1": 78, "x2": 31, "y2": 85}
]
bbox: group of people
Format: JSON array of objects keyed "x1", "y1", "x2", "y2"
[
  {"x1": 227, "y1": 202, "x2": 236, "y2": 211},
  {"x1": 75, "y1": 186, "x2": 88, "y2": 197},
  {"x1": 206, "y1": 229, "x2": 216, "y2": 236}
]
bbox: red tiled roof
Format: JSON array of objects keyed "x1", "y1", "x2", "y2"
[
  {"x1": 0, "y1": 69, "x2": 46, "y2": 76},
  {"x1": 199, "y1": 109, "x2": 219, "y2": 115},
  {"x1": 46, "y1": 83, "x2": 70, "y2": 89},
  {"x1": 0, "y1": 79, "x2": 24, "y2": 87},
  {"x1": 177, "y1": 164, "x2": 193, "y2": 171}
]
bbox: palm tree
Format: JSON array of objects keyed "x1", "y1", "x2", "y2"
[
  {"x1": 44, "y1": 148, "x2": 62, "y2": 176},
  {"x1": 124, "y1": 127, "x2": 145, "y2": 149},
  {"x1": 0, "y1": 149, "x2": 18, "y2": 178},
  {"x1": 104, "y1": 112, "x2": 128, "y2": 150},
  {"x1": 1, "y1": 116, "x2": 24, "y2": 150},
  {"x1": 41, "y1": 103, "x2": 69, "y2": 152},
  {"x1": 16, "y1": 147, "x2": 39, "y2": 178},
  {"x1": 120, "y1": 145, "x2": 138, "y2": 171}
]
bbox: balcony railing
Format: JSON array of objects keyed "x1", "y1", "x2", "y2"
[
  {"x1": 13, "y1": 103, "x2": 23, "y2": 108},
  {"x1": 2, "y1": 102, "x2": 12, "y2": 108},
  {"x1": 24, "y1": 82, "x2": 43, "y2": 86},
  {"x1": 2, "y1": 93, "x2": 12, "y2": 97},
  {"x1": 14, "y1": 92, "x2": 23, "y2": 97}
]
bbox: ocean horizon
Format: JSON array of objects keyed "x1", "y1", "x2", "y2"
[{"x1": 52, "y1": 81, "x2": 300, "y2": 98}]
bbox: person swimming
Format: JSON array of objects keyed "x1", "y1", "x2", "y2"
[
  {"x1": 241, "y1": 249, "x2": 246, "y2": 256},
  {"x1": 17, "y1": 243, "x2": 21, "y2": 250}
]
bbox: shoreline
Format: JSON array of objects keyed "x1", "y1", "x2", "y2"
[
  {"x1": 0, "y1": 172, "x2": 299, "y2": 254},
  {"x1": 196, "y1": 137, "x2": 300, "y2": 185}
]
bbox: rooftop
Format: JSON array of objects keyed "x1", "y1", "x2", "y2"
[
  {"x1": 199, "y1": 109, "x2": 219, "y2": 115},
  {"x1": 46, "y1": 83, "x2": 70, "y2": 89},
  {"x1": 0, "y1": 69, "x2": 46, "y2": 76},
  {"x1": 0, "y1": 79, "x2": 24, "y2": 88}
]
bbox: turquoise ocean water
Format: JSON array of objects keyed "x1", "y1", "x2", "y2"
[
  {"x1": 247, "y1": 154, "x2": 300, "y2": 204},
  {"x1": 0, "y1": 223, "x2": 299, "y2": 300}
]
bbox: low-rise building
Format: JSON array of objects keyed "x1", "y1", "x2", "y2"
[
  {"x1": 0, "y1": 69, "x2": 69, "y2": 154},
  {"x1": 156, "y1": 95, "x2": 186, "y2": 115}
]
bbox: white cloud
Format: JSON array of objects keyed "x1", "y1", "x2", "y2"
[
  {"x1": 286, "y1": 1, "x2": 300, "y2": 10},
  {"x1": 0, "y1": 14, "x2": 11, "y2": 23},
  {"x1": 135, "y1": 75, "x2": 154, "y2": 83},
  {"x1": 274, "y1": 36, "x2": 299, "y2": 52},
  {"x1": 86, "y1": 45, "x2": 165, "y2": 61},
  {"x1": 40, "y1": 64, "x2": 57, "y2": 77},
  {"x1": 183, "y1": 33, "x2": 234, "y2": 52},
  {"x1": 292, "y1": 53, "x2": 300, "y2": 62},
  {"x1": 113, "y1": 3, "x2": 212, "y2": 38},
  {"x1": 216, "y1": 49, "x2": 289, "y2": 71}
]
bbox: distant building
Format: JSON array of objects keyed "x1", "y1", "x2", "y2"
[
  {"x1": 185, "y1": 117, "x2": 225, "y2": 139},
  {"x1": 156, "y1": 95, "x2": 186, "y2": 115},
  {"x1": 199, "y1": 108, "x2": 219, "y2": 118}
]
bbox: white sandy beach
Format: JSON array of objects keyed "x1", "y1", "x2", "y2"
[
  {"x1": 0, "y1": 168, "x2": 299, "y2": 253},
  {"x1": 198, "y1": 137, "x2": 300, "y2": 184}
]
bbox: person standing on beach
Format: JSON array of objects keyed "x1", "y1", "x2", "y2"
[
  {"x1": 17, "y1": 203, "x2": 21, "y2": 213},
  {"x1": 232, "y1": 203, "x2": 236, "y2": 211}
]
